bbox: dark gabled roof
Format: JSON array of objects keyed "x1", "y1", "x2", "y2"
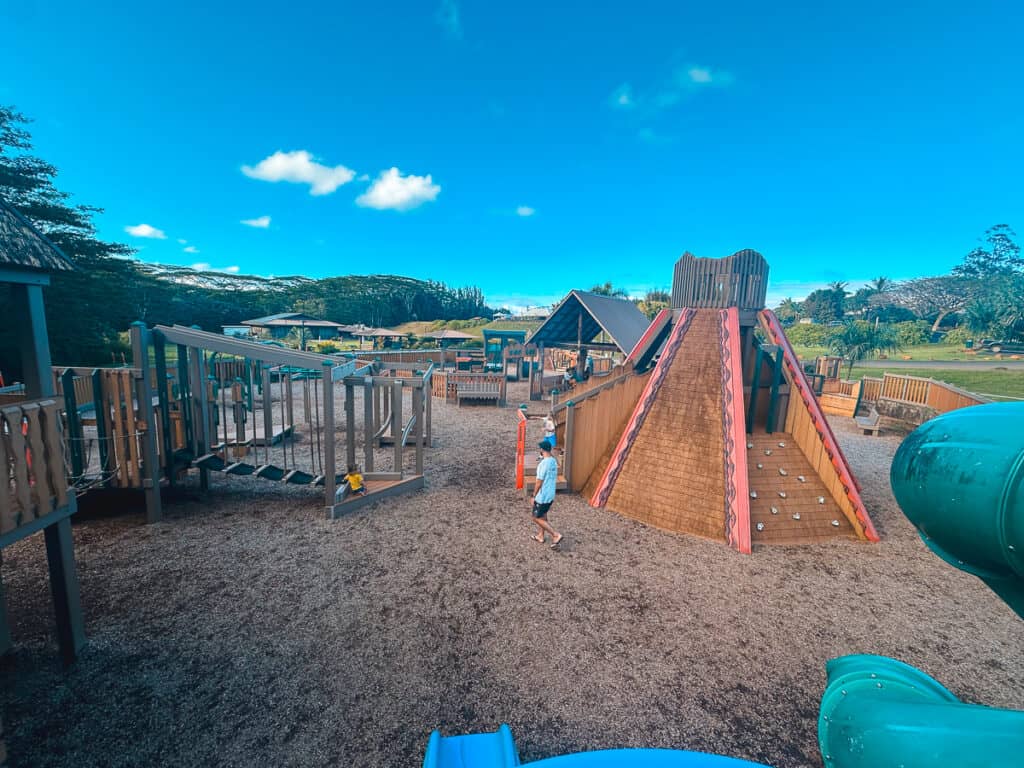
[
  {"x1": 241, "y1": 312, "x2": 342, "y2": 328},
  {"x1": 527, "y1": 290, "x2": 651, "y2": 354},
  {"x1": 0, "y1": 197, "x2": 76, "y2": 273}
]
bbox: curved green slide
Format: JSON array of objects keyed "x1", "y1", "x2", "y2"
[
  {"x1": 890, "y1": 401, "x2": 1024, "y2": 617},
  {"x1": 820, "y1": 403, "x2": 1024, "y2": 768}
]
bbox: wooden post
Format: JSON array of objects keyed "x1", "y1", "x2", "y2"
[
  {"x1": 0, "y1": 552, "x2": 11, "y2": 658},
  {"x1": 43, "y1": 513, "x2": 86, "y2": 666},
  {"x1": 413, "y1": 385, "x2": 424, "y2": 475},
  {"x1": 190, "y1": 347, "x2": 211, "y2": 490},
  {"x1": 61, "y1": 369, "x2": 83, "y2": 478},
  {"x1": 746, "y1": 346, "x2": 763, "y2": 433},
  {"x1": 13, "y1": 284, "x2": 54, "y2": 398},
  {"x1": 564, "y1": 400, "x2": 576, "y2": 489},
  {"x1": 363, "y1": 377, "x2": 374, "y2": 472},
  {"x1": 345, "y1": 382, "x2": 356, "y2": 471},
  {"x1": 131, "y1": 323, "x2": 163, "y2": 523},
  {"x1": 373, "y1": 379, "x2": 382, "y2": 437},
  {"x1": 766, "y1": 347, "x2": 784, "y2": 434},
  {"x1": 177, "y1": 345, "x2": 193, "y2": 451},
  {"x1": 424, "y1": 374, "x2": 433, "y2": 447},
  {"x1": 392, "y1": 379, "x2": 403, "y2": 477},
  {"x1": 153, "y1": 331, "x2": 174, "y2": 485},
  {"x1": 261, "y1": 366, "x2": 273, "y2": 465},
  {"x1": 322, "y1": 361, "x2": 337, "y2": 516}
]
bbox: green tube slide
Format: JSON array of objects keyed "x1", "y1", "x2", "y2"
[
  {"x1": 819, "y1": 655, "x2": 1024, "y2": 768},
  {"x1": 889, "y1": 402, "x2": 1024, "y2": 618}
]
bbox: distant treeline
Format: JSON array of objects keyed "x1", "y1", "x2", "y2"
[{"x1": 0, "y1": 257, "x2": 491, "y2": 371}]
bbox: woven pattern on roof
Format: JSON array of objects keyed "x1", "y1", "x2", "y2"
[
  {"x1": 242, "y1": 313, "x2": 341, "y2": 327},
  {"x1": 0, "y1": 198, "x2": 75, "y2": 273},
  {"x1": 528, "y1": 291, "x2": 650, "y2": 354}
]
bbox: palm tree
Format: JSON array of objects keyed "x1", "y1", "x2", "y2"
[
  {"x1": 869, "y1": 276, "x2": 891, "y2": 294},
  {"x1": 828, "y1": 320, "x2": 899, "y2": 377},
  {"x1": 589, "y1": 281, "x2": 628, "y2": 298},
  {"x1": 827, "y1": 281, "x2": 849, "y2": 294},
  {"x1": 775, "y1": 297, "x2": 801, "y2": 323}
]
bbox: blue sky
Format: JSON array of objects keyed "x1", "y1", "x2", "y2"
[{"x1": 2, "y1": 0, "x2": 1021, "y2": 311}]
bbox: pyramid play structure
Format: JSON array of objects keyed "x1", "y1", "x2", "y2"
[{"x1": 589, "y1": 250, "x2": 879, "y2": 553}]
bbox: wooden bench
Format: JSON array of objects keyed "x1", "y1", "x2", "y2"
[
  {"x1": 854, "y1": 408, "x2": 881, "y2": 436},
  {"x1": 457, "y1": 381, "x2": 500, "y2": 406}
]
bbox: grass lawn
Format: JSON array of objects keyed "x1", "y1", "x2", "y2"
[
  {"x1": 391, "y1": 318, "x2": 542, "y2": 340},
  {"x1": 790, "y1": 342, "x2": 1021, "y2": 364},
  {"x1": 847, "y1": 366, "x2": 1024, "y2": 401}
]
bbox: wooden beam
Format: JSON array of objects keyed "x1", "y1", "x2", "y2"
[
  {"x1": 321, "y1": 361, "x2": 337, "y2": 514},
  {"x1": 44, "y1": 512, "x2": 86, "y2": 666},
  {"x1": 130, "y1": 324, "x2": 163, "y2": 523},
  {"x1": 326, "y1": 475, "x2": 425, "y2": 519},
  {"x1": 392, "y1": 379, "x2": 403, "y2": 477},
  {"x1": 363, "y1": 377, "x2": 374, "y2": 473},
  {"x1": 13, "y1": 284, "x2": 54, "y2": 398}
]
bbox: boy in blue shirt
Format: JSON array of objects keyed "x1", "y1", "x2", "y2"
[{"x1": 531, "y1": 440, "x2": 564, "y2": 548}]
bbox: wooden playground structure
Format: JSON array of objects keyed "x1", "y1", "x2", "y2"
[
  {"x1": 51, "y1": 323, "x2": 434, "y2": 523},
  {"x1": 515, "y1": 250, "x2": 881, "y2": 552}
]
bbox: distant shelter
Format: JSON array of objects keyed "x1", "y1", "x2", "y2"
[{"x1": 238, "y1": 313, "x2": 345, "y2": 341}]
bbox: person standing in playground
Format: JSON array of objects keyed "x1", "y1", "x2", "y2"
[
  {"x1": 531, "y1": 440, "x2": 563, "y2": 548},
  {"x1": 542, "y1": 412, "x2": 557, "y2": 454}
]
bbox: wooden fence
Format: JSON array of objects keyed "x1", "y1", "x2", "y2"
[
  {"x1": 552, "y1": 362, "x2": 635, "y2": 407},
  {"x1": 818, "y1": 379, "x2": 862, "y2": 418},
  {"x1": 0, "y1": 399, "x2": 69, "y2": 536},
  {"x1": 860, "y1": 373, "x2": 988, "y2": 415},
  {"x1": 431, "y1": 371, "x2": 507, "y2": 405},
  {"x1": 558, "y1": 369, "x2": 650, "y2": 492}
]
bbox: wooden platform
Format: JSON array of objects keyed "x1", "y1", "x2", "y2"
[
  {"x1": 746, "y1": 432, "x2": 857, "y2": 545},
  {"x1": 327, "y1": 475, "x2": 425, "y2": 518}
]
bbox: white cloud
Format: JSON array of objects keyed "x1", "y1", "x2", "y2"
[
  {"x1": 177, "y1": 238, "x2": 188, "y2": 245},
  {"x1": 125, "y1": 223, "x2": 166, "y2": 239},
  {"x1": 356, "y1": 167, "x2": 440, "y2": 211},
  {"x1": 357, "y1": 173, "x2": 370, "y2": 182},
  {"x1": 516, "y1": 206, "x2": 536, "y2": 217},
  {"x1": 610, "y1": 84, "x2": 633, "y2": 109},
  {"x1": 241, "y1": 215, "x2": 272, "y2": 228},
  {"x1": 687, "y1": 67, "x2": 713, "y2": 84},
  {"x1": 191, "y1": 262, "x2": 241, "y2": 274},
  {"x1": 242, "y1": 150, "x2": 355, "y2": 195},
  {"x1": 183, "y1": 245, "x2": 200, "y2": 254},
  {"x1": 436, "y1": 0, "x2": 462, "y2": 39}
]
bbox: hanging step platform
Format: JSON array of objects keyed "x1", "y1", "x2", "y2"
[
  {"x1": 283, "y1": 469, "x2": 315, "y2": 485},
  {"x1": 193, "y1": 453, "x2": 227, "y2": 471},
  {"x1": 254, "y1": 464, "x2": 287, "y2": 481},
  {"x1": 223, "y1": 462, "x2": 256, "y2": 476}
]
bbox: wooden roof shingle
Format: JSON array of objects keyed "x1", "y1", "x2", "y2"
[{"x1": 0, "y1": 197, "x2": 76, "y2": 273}]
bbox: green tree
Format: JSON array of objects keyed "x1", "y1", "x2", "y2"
[
  {"x1": 292, "y1": 297, "x2": 327, "y2": 319},
  {"x1": 954, "y1": 224, "x2": 1022, "y2": 279},
  {"x1": 828, "y1": 320, "x2": 899, "y2": 377},
  {"x1": 588, "y1": 281, "x2": 628, "y2": 297},
  {"x1": 802, "y1": 287, "x2": 845, "y2": 323},
  {"x1": 774, "y1": 297, "x2": 801, "y2": 324}
]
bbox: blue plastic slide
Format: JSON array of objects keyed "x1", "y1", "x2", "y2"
[{"x1": 423, "y1": 726, "x2": 769, "y2": 768}]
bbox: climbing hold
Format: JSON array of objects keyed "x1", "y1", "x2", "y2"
[
  {"x1": 779, "y1": 468, "x2": 787, "y2": 476},
  {"x1": 756, "y1": 522, "x2": 765, "y2": 532},
  {"x1": 747, "y1": 442, "x2": 754, "y2": 449},
  {"x1": 764, "y1": 449, "x2": 772, "y2": 456},
  {"x1": 750, "y1": 490, "x2": 758, "y2": 499},
  {"x1": 797, "y1": 475, "x2": 806, "y2": 483},
  {"x1": 818, "y1": 496, "x2": 826, "y2": 504},
  {"x1": 778, "y1": 491, "x2": 787, "y2": 499},
  {"x1": 792, "y1": 512, "x2": 801, "y2": 520},
  {"x1": 756, "y1": 463, "x2": 763, "y2": 470},
  {"x1": 831, "y1": 519, "x2": 841, "y2": 527},
  {"x1": 778, "y1": 441, "x2": 786, "y2": 448},
  {"x1": 770, "y1": 506, "x2": 779, "y2": 515}
]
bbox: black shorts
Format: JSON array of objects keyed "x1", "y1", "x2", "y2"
[{"x1": 532, "y1": 501, "x2": 552, "y2": 519}]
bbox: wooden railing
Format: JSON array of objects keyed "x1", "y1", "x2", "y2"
[
  {"x1": 552, "y1": 362, "x2": 635, "y2": 406},
  {"x1": 431, "y1": 371, "x2": 507, "y2": 405},
  {"x1": 858, "y1": 373, "x2": 987, "y2": 414},
  {"x1": 0, "y1": 399, "x2": 70, "y2": 537},
  {"x1": 561, "y1": 369, "x2": 650, "y2": 492},
  {"x1": 822, "y1": 379, "x2": 859, "y2": 397}
]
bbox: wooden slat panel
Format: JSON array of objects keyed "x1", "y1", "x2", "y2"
[
  {"x1": 3, "y1": 406, "x2": 32, "y2": 522},
  {"x1": 41, "y1": 401, "x2": 68, "y2": 510},
  {"x1": 21, "y1": 403, "x2": 50, "y2": 518},
  {"x1": 0, "y1": 411, "x2": 15, "y2": 534},
  {"x1": 125, "y1": 373, "x2": 142, "y2": 487}
]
